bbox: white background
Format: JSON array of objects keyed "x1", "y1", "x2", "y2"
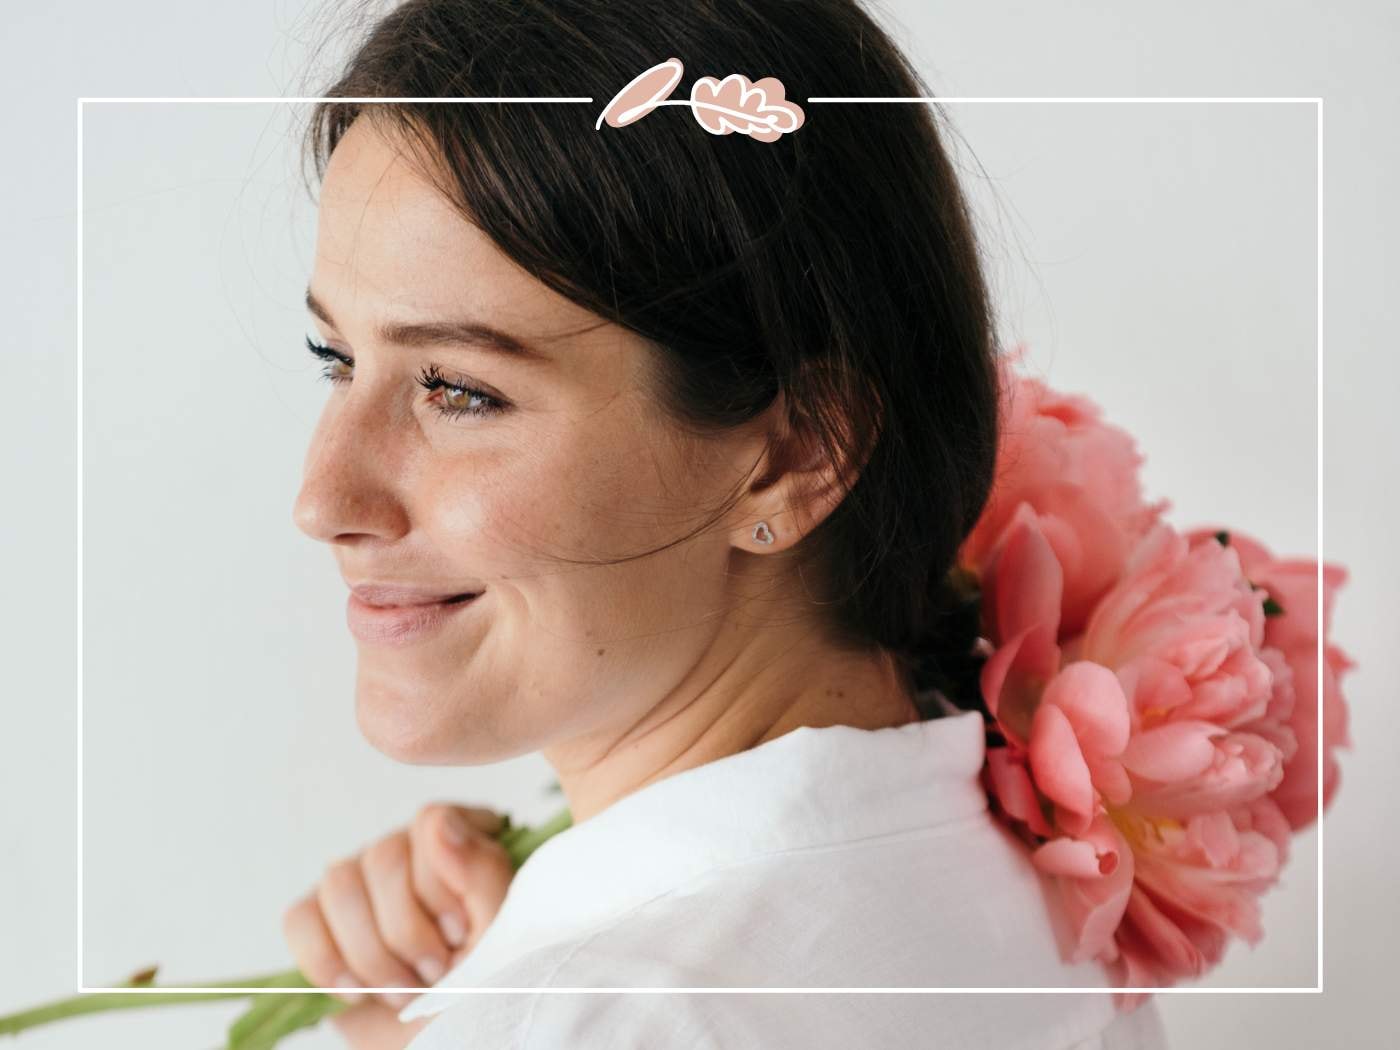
[{"x1": 1, "y1": 0, "x2": 1394, "y2": 1046}]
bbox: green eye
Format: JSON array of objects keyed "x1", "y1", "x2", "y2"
[
  {"x1": 414, "y1": 362, "x2": 507, "y2": 420},
  {"x1": 304, "y1": 337, "x2": 507, "y2": 420}
]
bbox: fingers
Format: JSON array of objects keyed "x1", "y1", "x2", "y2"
[
  {"x1": 282, "y1": 893, "x2": 360, "y2": 1006},
  {"x1": 417, "y1": 805, "x2": 516, "y2": 953},
  {"x1": 360, "y1": 832, "x2": 453, "y2": 987},
  {"x1": 317, "y1": 855, "x2": 424, "y2": 997},
  {"x1": 330, "y1": 999, "x2": 433, "y2": 1050},
  {"x1": 409, "y1": 803, "x2": 509, "y2": 952},
  {"x1": 282, "y1": 802, "x2": 516, "y2": 1021}
]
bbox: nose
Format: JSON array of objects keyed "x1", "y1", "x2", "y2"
[{"x1": 292, "y1": 396, "x2": 410, "y2": 545}]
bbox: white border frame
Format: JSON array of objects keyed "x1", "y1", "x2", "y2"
[{"x1": 76, "y1": 94, "x2": 1321, "y2": 996}]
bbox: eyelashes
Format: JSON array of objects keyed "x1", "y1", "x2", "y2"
[
  {"x1": 414, "y1": 361, "x2": 508, "y2": 420},
  {"x1": 304, "y1": 336, "x2": 507, "y2": 420}
]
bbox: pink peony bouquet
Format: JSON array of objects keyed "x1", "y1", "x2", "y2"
[{"x1": 951, "y1": 344, "x2": 1354, "y2": 1007}]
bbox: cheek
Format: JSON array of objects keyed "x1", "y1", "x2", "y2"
[
  {"x1": 464, "y1": 436, "x2": 652, "y2": 580},
  {"x1": 380, "y1": 432, "x2": 735, "y2": 752},
  {"x1": 422, "y1": 465, "x2": 490, "y2": 541},
  {"x1": 475, "y1": 454, "x2": 730, "y2": 679}
]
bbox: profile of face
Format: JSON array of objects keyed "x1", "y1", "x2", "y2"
[{"x1": 293, "y1": 116, "x2": 819, "y2": 767}]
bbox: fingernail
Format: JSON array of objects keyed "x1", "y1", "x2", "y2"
[
  {"x1": 443, "y1": 810, "x2": 470, "y2": 846},
  {"x1": 387, "y1": 992, "x2": 414, "y2": 1009},
  {"x1": 417, "y1": 955, "x2": 446, "y2": 984},
  {"x1": 438, "y1": 912, "x2": 466, "y2": 947},
  {"x1": 333, "y1": 974, "x2": 363, "y2": 1004}
]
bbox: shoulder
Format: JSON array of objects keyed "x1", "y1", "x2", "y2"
[
  {"x1": 405, "y1": 811, "x2": 1173, "y2": 1049},
  {"x1": 545, "y1": 810, "x2": 1123, "y2": 988},
  {"x1": 406, "y1": 977, "x2": 1171, "y2": 1050}
]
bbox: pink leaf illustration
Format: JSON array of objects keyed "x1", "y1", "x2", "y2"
[
  {"x1": 595, "y1": 57, "x2": 685, "y2": 130},
  {"x1": 689, "y1": 73, "x2": 805, "y2": 142}
]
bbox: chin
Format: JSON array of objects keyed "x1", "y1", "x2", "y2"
[
  {"x1": 352, "y1": 685, "x2": 446, "y2": 763},
  {"x1": 352, "y1": 685, "x2": 516, "y2": 766}
]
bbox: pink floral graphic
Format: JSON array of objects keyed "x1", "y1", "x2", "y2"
[
  {"x1": 688, "y1": 72, "x2": 804, "y2": 141},
  {"x1": 596, "y1": 57, "x2": 804, "y2": 142}
]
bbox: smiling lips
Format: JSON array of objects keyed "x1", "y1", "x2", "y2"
[
  {"x1": 346, "y1": 590, "x2": 483, "y2": 646},
  {"x1": 349, "y1": 583, "x2": 483, "y2": 608},
  {"x1": 345, "y1": 580, "x2": 486, "y2": 647}
]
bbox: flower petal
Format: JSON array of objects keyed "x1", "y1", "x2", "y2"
[
  {"x1": 981, "y1": 510, "x2": 1065, "y2": 646},
  {"x1": 985, "y1": 746, "x2": 1053, "y2": 837},
  {"x1": 1041, "y1": 660, "x2": 1132, "y2": 755},
  {"x1": 1122, "y1": 885, "x2": 1207, "y2": 978},
  {"x1": 1043, "y1": 815, "x2": 1136, "y2": 963},
  {"x1": 1120, "y1": 720, "x2": 1221, "y2": 781},
  {"x1": 1029, "y1": 702, "x2": 1095, "y2": 819},
  {"x1": 980, "y1": 621, "x2": 1060, "y2": 749},
  {"x1": 1033, "y1": 836, "x2": 1117, "y2": 879}
]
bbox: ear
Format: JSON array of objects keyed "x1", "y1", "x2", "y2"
[{"x1": 732, "y1": 383, "x2": 878, "y2": 555}]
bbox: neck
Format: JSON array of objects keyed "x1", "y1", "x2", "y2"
[{"x1": 542, "y1": 623, "x2": 920, "y2": 824}]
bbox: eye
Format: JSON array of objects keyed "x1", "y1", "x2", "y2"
[
  {"x1": 413, "y1": 362, "x2": 507, "y2": 420},
  {"x1": 305, "y1": 337, "x2": 507, "y2": 420},
  {"x1": 306, "y1": 336, "x2": 352, "y2": 383}
]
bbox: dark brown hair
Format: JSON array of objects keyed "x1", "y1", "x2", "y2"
[{"x1": 300, "y1": 0, "x2": 1000, "y2": 717}]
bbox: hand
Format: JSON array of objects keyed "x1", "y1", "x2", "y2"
[{"x1": 281, "y1": 802, "x2": 517, "y2": 1048}]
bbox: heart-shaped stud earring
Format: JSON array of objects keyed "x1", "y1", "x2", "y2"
[{"x1": 753, "y1": 521, "x2": 775, "y2": 545}]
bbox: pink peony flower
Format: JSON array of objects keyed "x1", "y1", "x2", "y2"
[
  {"x1": 964, "y1": 353, "x2": 1354, "y2": 1005},
  {"x1": 978, "y1": 512, "x2": 1138, "y2": 964},
  {"x1": 959, "y1": 344, "x2": 1170, "y2": 639},
  {"x1": 976, "y1": 514, "x2": 1319, "y2": 998},
  {"x1": 1111, "y1": 794, "x2": 1295, "y2": 988},
  {"x1": 1182, "y1": 527, "x2": 1355, "y2": 830}
]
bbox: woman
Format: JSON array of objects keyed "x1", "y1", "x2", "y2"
[{"x1": 282, "y1": 0, "x2": 1171, "y2": 1046}]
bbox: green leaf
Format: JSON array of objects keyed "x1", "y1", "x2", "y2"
[
  {"x1": 228, "y1": 989, "x2": 342, "y2": 1050},
  {"x1": 227, "y1": 993, "x2": 289, "y2": 1045}
]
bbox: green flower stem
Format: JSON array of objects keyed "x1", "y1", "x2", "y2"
[
  {"x1": 0, "y1": 970, "x2": 316, "y2": 1037},
  {"x1": 0, "y1": 806, "x2": 572, "y2": 1044},
  {"x1": 498, "y1": 806, "x2": 573, "y2": 862}
]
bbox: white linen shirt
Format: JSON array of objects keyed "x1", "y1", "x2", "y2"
[{"x1": 399, "y1": 707, "x2": 1170, "y2": 1049}]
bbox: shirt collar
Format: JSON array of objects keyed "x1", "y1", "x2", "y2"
[{"x1": 401, "y1": 705, "x2": 986, "y2": 1020}]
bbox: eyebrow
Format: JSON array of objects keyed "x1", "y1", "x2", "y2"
[{"x1": 305, "y1": 287, "x2": 552, "y2": 364}]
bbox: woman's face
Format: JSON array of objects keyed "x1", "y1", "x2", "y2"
[{"x1": 293, "y1": 116, "x2": 772, "y2": 765}]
